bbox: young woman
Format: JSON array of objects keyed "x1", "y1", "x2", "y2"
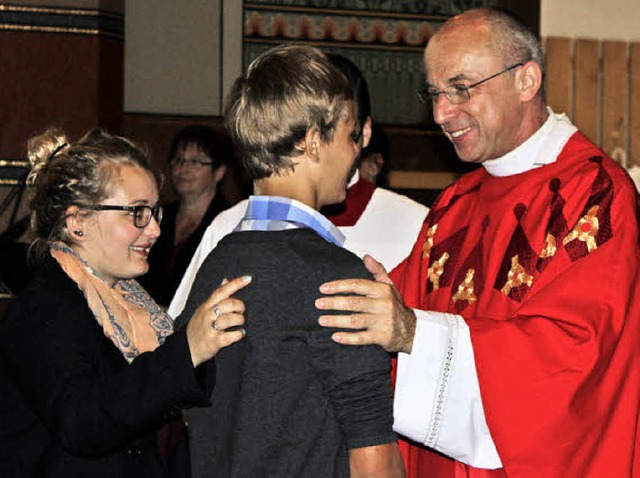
[{"x1": 0, "y1": 128, "x2": 249, "y2": 477}]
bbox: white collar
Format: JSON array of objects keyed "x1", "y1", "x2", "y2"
[
  {"x1": 482, "y1": 108, "x2": 578, "y2": 177},
  {"x1": 347, "y1": 168, "x2": 360, "y2": 189}
]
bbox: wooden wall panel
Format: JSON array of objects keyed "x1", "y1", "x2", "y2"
[
  {"x1": 0, "y1": 32, "x2": 123, "y2": 158},
  {"x1": 0, "y1": 2, "x2": 124, "y2": 159},
  {"x1": 573, "y1": 39, "x2": 600, "y2": 145},
  {"x1": 602, "y1": 41, "x2": 629, "y2": 166},
  {"x1": 630, "y1": 42, "x2": 640, "y2": 167},
  {"x1": 544, "y1": 37, "x2": 573, "y2": 118}
]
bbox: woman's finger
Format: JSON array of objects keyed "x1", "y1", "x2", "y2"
[
  {"x1": 217, "y1": 329, "x2": 245, "y2": 347},
  {"x1": 216, "y1": 297, "x2": 246, "y2": 315},
  {"x1": 211, "y1": 312, "x2": 245, "y2": 332},
  {"x1": 204, "y1": 275, "x2": 252, "y2": 308}
]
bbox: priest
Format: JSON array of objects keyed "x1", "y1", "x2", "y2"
[{"x1": 316, "y1": 7, "x2": 640, "y2": 478}]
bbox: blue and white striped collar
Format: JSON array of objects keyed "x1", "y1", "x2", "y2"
[{"x1": 234, "y1": 195, "x2": 346, "y2": 247}]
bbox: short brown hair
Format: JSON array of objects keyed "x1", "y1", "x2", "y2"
[
  {"x1": 169, "y1": 125, "x2": 234, "y2": 171},
  {"x1": 224, "y1": 44, "x2": 353, "y2": 179}
]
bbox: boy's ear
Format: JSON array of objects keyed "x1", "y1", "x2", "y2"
[{"x1": 304, "y1": 128, "x2": 322, "y2": 163}]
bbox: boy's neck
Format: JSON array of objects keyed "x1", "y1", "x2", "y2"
[{"x1": 253, "y1": 176, "x2": 319, "y2": 211}]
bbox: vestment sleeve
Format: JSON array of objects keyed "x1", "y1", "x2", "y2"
[
  {"x1": 391, "y1": 229, "x2": 501, "y2": 468},
  {"x1": 394, "y1": 310, "x2": 501, "y2": 468}
]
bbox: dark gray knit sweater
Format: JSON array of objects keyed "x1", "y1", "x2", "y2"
[{"x1": 177, "y1": 228, "x2": 395, "y2": 478}]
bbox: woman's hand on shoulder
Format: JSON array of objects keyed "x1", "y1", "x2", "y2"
[{"x1": 186, "y1": 275, "x2": 251, "y2": 367}]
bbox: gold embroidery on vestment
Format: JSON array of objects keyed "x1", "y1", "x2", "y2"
[
  {"x1": 501, "y1": 255, "x2": 533, "y2": 295},
  {"x1": 452, "y1": 269, "x2": 477, "y2": 304},
  {"x1": 427, "y1": 252, "x2": 449, "y2": 290},
  {"x1": 562, "y1": 205, "x2": 600, "y2": 253},
  {"x1": 422, "y1": 224, "x2": 438, "y2": 259},
  {"x1": 540, "y1": 233, "x2": 557, "y2": 259}
]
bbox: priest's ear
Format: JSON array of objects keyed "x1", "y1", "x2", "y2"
[{"x1": 517, "y1": 61, "x2": 543, "y2": 102}]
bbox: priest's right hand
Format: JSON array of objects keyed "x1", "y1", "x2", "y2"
[{"x1": 315, "y1": 255, "x2": 416, "y2": 354}]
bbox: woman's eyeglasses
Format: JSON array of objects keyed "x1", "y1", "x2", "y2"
[{"x1": 90, "y1": 204, "x2": 163, "y2": 228}]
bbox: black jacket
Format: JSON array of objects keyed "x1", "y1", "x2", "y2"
[{"x1": 0, "y1": 257, "x2": 213, "y2": 477}]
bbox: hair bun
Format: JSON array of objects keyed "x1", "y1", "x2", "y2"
[{"x1": 26, "y1": 128, "x2": 68, "y2": 185}]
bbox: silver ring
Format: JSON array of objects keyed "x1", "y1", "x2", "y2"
[
  {"x1": 212, "y1": 303, "x2": 222, "y2": 317},
  {"x1": 212, "y1": 303, "x2": 222, "y2": 331}
]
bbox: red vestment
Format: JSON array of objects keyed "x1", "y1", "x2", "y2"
[{"x1": 391, "y1": 132, "x2": 640, "y2": 477}]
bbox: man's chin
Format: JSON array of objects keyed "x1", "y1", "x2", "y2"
[{"x1": 455, "y1": 148, "x2": 485, "y2": 164}]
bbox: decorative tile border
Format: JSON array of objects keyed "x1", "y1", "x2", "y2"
[
  {"x1": 245, "y1": 0, "x2": 493, "y2": 17},
  {"x1": 0, "y1": 3, "x2": 123, "y2": 39},
  {"x1": 245, "y1": 5, "x2": 445, "y2": 51}
]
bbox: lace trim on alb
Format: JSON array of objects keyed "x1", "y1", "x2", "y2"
[{"x1": 425, "y1": 316, "x2": 457, "y2": 448}]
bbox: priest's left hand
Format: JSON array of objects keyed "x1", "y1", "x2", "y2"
[{"x1": 316, "y1": 254, "x2": 416, "y2": 354}]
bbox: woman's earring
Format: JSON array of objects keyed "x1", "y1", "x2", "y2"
[{"x1": 74, "y1": 230, "x2": 84, "y2": 237}]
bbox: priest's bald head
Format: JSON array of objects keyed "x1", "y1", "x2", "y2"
[{"x1": 423, "y1": 8, "x2": 548, "y2": 164}]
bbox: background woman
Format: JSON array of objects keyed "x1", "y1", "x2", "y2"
[
  {"x1": 141, "y1": 125, "x2": 233, "y2": 306},
  {"x1": 0, "y1": 128, "x2": 249, "y2": 477}
]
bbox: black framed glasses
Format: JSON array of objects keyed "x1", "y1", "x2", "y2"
[
  {"x1": 418, "y1": 63, "x2": 524, "y2": 105},
  {"x1": 170, "y1": 157, "x2": 214, "y2": 168},
  {"x1": 90, "y1": 204, "x2": 163, "y2": 228}
]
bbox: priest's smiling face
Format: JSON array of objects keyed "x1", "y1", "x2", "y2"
[{"x1": 424, "y1": 17, "x2": 532, "y2": 164}]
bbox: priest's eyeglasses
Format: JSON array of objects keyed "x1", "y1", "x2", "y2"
[
  {"x1": 418, "y1": 63, "x2": 524, "y2": 105},
  {"x1": 90, "y1": 204, "x2": 163, "y2": 228}
]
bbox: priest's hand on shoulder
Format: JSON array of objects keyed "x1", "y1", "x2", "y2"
[{"x1": 316, "y1": 255, "x2": 416, "y2": 354}]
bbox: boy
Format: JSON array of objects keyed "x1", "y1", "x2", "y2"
[{"x1": 177, "y1": 45, "x2": 404, "y2": 477}]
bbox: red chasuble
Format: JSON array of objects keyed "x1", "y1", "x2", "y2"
[{"x1": 390, "y1": 132, "x2": 640, "y2": 478}]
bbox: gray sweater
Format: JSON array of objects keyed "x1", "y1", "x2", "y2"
[{"x1": 177, "y1": 228, "x2": 396, "y2": 478}]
